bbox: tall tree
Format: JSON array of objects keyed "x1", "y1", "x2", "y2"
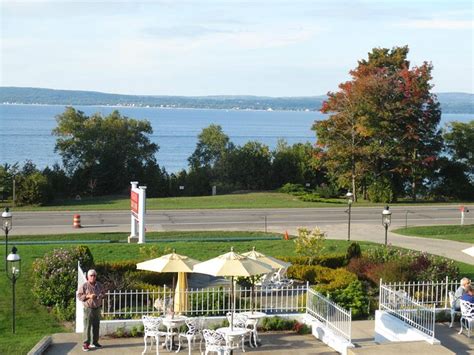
[
  {"x1": 314, "y1": 46, "x2": 442, "y2": 201},
  {"x1": 188, "y1": 124, "x2": 232, "y2": 170},
  {"x1": 53, "y1": 107, "x2": 158, "y2": 194}
]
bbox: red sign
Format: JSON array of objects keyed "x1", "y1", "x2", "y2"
[{"x1": 131, "y1": 190, "x2": 139, "y2": 215}]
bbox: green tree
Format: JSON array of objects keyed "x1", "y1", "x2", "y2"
[
  {"x1": 226, "y1": 141, "x2": 272, "y2": 190},
  {"x1": 188, "y1": 124, "x2": 232, "y2": 170},
  {"x1": 271, "y1": 140, "x2": 323, "y2": 188},
  {"x1": 294, "y1": 227, "x2": 326, "y2": 265},
  {"x1": 53, "y1": 107, "x2": 159, "y2": 194}
]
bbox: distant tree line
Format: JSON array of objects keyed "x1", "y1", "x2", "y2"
[{"x1": 1, "y1": 46, "x2": 473, "y2": 205}]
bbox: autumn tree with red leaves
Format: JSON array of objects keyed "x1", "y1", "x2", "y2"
[{"x1": 313, "y1": 46, "x2": 442, "y2": 201}]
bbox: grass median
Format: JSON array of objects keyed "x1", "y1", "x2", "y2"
[{"x1": 393, "y1": 224, "x2": 474, "y2": 243}]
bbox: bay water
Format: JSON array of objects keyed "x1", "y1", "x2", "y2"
[{"x1": 0, "y1": 104, "x2": 471, "y2": 173}]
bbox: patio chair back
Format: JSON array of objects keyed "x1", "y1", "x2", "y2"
[
  {"x1": 459, "y1": 300, "x2": 474, "y2": 337},
  {"x1": 142, "y1": 315, "x2": 163, "y2": 335},
  {"x1": 226, "y1": 312, "x2": 248, "y2": 329},
  {"x1": 203, "y1": 328, "x2": 229, "y2": 354},
  {"x1": 184, "y1": 317, "x2": 204, "y2": 336}
]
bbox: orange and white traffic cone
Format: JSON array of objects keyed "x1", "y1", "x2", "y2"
[
  {"x1": 284, "y1": 231, "x2": 289, "y2": 240},
  {"x1": 73, "y1": 214, "x2": 82, "y2": 228}
]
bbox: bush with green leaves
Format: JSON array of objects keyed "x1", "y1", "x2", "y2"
[
  {"x1": 32, "y1": 246, "x2": 94, "y2": 320},
  {"x1": 329, "y1": 280, "x2": 369, "y2": 319},
  {"x1": 346, "y1": 242, "x2": 361, "y2": 260},
  {"x1": 260, "y1": 316, "x2": 296, "y2": 331},
  {"x1": 278, "y1": 183, "x2": 306, "y2": 194},
  {"x1": 287, "y1": 264, "x2": 358, "y2": 294},
  {"x1": 279, "y1": 254, "x2": 347, "y2": 268}
]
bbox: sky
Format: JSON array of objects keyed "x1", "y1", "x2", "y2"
[{"x1": 1, "y1": 0, "x2": 473, "y2": 96}]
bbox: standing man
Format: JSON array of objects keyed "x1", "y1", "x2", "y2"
[{"x1": 78, "y1": 269, "x2": 105, "y2": 351}]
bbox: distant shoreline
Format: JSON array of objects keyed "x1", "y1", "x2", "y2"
[{"x1": 0, "y1": 102, "x2": 317, "y2": 113}]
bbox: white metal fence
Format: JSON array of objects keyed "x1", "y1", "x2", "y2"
[
  {"x1": 380, "y1": 277, "x2": 458, "y2": 309},
  {"x1": 306, "y1": 288, "x2": 352, "y2": 342},
  {"x1": 101, "y1": 284, "x2": 308, "y2": 319},
  {"x1": 379, "y1": 284, "x2": 436, "y2": 341}
]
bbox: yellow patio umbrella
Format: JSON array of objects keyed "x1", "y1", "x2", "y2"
[
  {"x1": 137, "y1": 250, "x2": 199, "y2": 316},
  {"x1": 174, "y1": 272, "x2": 188, "y2": 314},
  {"x1": 242, "y1": 247, "x2": 291, "y2": 270},
  {"x1": 242, "y1": 246, "x2": 292, "y2": 312},
  {"x1": 193, "y1": 247, "x2": 273, "y2": 330}
]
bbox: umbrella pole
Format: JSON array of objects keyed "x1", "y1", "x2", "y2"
[
  {"x1": 172, "y1": 274, "x2": 176, "y2": 318},
  {"x1": 251, "y1": 276, "x2": 255, "y2": 314},
  {"x1": 231, "y1": 276, "x2": 234, "y2": 331}
]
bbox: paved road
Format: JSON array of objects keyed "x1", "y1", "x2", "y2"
[
  {"x1": 10, "y1": 205, "x2": 473, "y2": 235},
  {"x1": 7, "y1": 206, "x2": 473, "y2": 264}
]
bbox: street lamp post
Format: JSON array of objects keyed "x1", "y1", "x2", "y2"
[
  {"x1": 6, "y1": 246, "x2": 21, "y2": 333},
  {"x1": 2, "y1": 207, "x2": 13, "y2": 271},
  {"x1": 382, "y1": 206, "x2": 392, "y2": 246},
  {"x1": 346, "y1": 192, "x2": 354, "y2": 242}
]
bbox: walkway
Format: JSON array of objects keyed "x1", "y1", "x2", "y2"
[{"x1": 269, "y1": 223, "x2": 473, "y2": 264}]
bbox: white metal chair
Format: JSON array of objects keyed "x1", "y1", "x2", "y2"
[
  {"x1": 244, "y1": 317, "x2": 259, "y2": 347},
  {"x1": 176, "y1": 317, "x2": 204, "y2": 355},
  {"x1": 270, "y1": 268, "x2": 294, "y2": 288},
  {"x1": 226, "y1": 312, "x2": 253, "y2": 350},
  {"x1": 142, "y1": 316, "x2": 167, "y2": 355},
  {"x1": 202, "y1": 329, "x2": 231, "y2": 355},
  {"x1": 448, "y1": 291, "x2": 462, "y2": 328},
  {"x1": 458, "y1": 300, "x2": 474, "y2": 337}
]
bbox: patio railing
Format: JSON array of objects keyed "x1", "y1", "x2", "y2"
[
  {"x1": 306, "y1": 288, "x2": 352, "y2": 343},
  {"x1": 380, "y1": 277, "x2": 458, "y2": 309},
  {"x1": 101, "y1": 284, "x2": 308, "y2": 319},
  {"x1": 379, "y1": 284, "x2": 436, "y2": 341}
]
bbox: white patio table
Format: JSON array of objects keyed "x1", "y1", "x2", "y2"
[
  {"x1": 216, "y1": 327, "x2": 248, "y2": 354},
  {"x1": 240, "y1": 311, "x2": 266, "y2": 347},
  {"x1": 162, "y1": 315, "x2": 188, "y2": 351}
]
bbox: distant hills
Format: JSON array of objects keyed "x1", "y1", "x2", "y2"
[{"x1": 0, "y1": 87, "x2": 473, "y2": 113}]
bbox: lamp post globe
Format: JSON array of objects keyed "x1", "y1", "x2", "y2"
[
  {"x1": 6, "y1": 246, "x2": 20, "y2": 334},
  {"x1": 346, "y1": 192, "x2": 354, "y2": 241},
  {"x1": 382, "y1": 206, "x2": 392, "y2": 246},
  {"x1": 2, "y1": 207, "x2": 13, "y2": 271}
]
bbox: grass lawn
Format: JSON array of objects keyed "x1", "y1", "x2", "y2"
[
  {"x1": 6, "y1": 192, "x2": 345, "y2": 211},
  {"x1": 1, "y1": 231, "x2": 473, "y2": 354},
  {"x1": 6, "y1": 191, "x2": 469, "y2": 211},
  {"x1": 393, "y1": 224, "x2": 474, "y2": 243}
]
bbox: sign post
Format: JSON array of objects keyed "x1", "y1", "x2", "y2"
[{"x1": 128, "y1": 181, "x2": 146, "y2": 244}]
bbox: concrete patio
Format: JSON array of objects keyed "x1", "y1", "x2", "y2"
[{"x1": 41, "y1": 320, "x2": 474, "y2": 355}]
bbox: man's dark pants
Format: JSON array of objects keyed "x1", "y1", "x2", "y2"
[{"x1": 83, "y1": 307, "x2": 101, "y2": 344}]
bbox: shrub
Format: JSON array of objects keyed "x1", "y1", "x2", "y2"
[
  {"x1": 287, "y1": 265, "x2": 358, "y2": 294},
  {"x1": 32, "y1": 246, "x2": 94, "y2": 321},
  {"x1": 293, "y1": 322, "x2": 311, "y2": 334},
  {"x1": 279, "y1": 254, "x2": 347, "y2": 268},
  {"x1": 346, "y1": 242, "x2": 361, "y2": 260},
  {"x1": 365, "y1": 261, "x2": 412, "y2": 284},
  {"x1": 346, "y1": 257, "x2": 375, "y2": 280},
  {"x1": 330, "y1": 280, "x2": 369, "y2": 319},
  {"x1": 314, "y1": 184, "x2": 339, "y2": 198},
  {"x1": 260, "y1": 316, "x2": 296, "y2": 331},
  {"x1": 278, "y1": 183, "x2": 305, "y2": 194}
]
